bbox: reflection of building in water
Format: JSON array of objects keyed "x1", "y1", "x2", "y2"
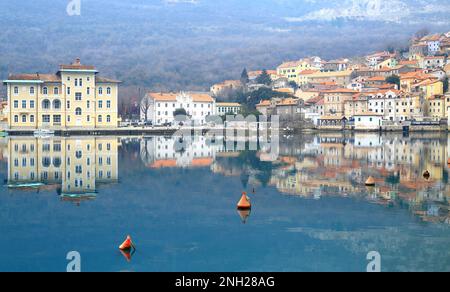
[
  {"x1": 266, "y1": 133, "x2": 450, "y2": 224},
  {"x1": 140, "y1": 136, "x2": 219, "y2": 168},
  {"x1": 7, "y1": 137, "x2": 119, "y2": 195}
]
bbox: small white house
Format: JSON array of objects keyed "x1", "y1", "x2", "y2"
[{"x1": 353, "y1": 113, "x2": 383, "y2": 131}]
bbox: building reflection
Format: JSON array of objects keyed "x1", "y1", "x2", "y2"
[
  {"x1": 7, "y1": 137, "x2": 119, "y2": 201},
  {"x1": 4, "y1": 132, "x2": 449, "y2": 223},
  {"x1": 265, "y1": 133, "x2": 450, "y2": 225},
  {"x1": 140, "y1": 135, "x2": 249, "y2": 169}
]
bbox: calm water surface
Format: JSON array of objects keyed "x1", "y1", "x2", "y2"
[{"x1": 0, "y1": 133, "x2": 449, "y2": 272}]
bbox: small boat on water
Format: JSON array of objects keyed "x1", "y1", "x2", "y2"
[
  {"x1": 60, "y1": 193, "x2": 97, "y2": 200},
  {"x1": 34, "y1": 129, "x2": 55, "y2": 138},
  {"x1": 0, "y1": 131, "x2": 8, "y2": 137},
  {"x1": 7, "y1": 182, "x2": 45, "y2": 189}
]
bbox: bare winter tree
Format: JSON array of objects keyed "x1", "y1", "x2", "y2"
[{"x1": 140, "y1": 95, "x2": 151, "y2": 121}]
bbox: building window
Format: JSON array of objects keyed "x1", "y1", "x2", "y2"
[
  {"x1": 53, "y1": 99, "x2": 61, "y2": 109},
  {"x1": 75, "y1": 79, "x2": 78, "y2": 86},
  {"x1": 107, "y1": 100, "x2": 111, "y2": 108},
  {"x1": 98, "y1": 101, "x2": 103, "y2": 108},
  {"x1": 22, "y1": 100, "x2": 26, "y2": 108},
  {"x1": 87, "y1": 115, "x2": 90, "y2": 122},
  {"x1": 87, "y1": 87, "x2": 90, "y2": 95},
  {"x1": 99, "y1": 87, "x2": 103, "y2": 95},
  {"x1": 42, "y1": 99, "x2": 50, "y2": 109},
  {"x1": 14, "y1": 100, "x2": 18, "y2": 108},
  {"x1": 54, "y1": 87, "x2": 59, "y2": 95},
  {"x1": 22, "y1": 115, "x2": 26, "y2": 123},
  {"x1": 30, "y1": 115, "x2": 34, "y2": 123},
  {"x1": 67, "y1": 87, "x2": 71, "y2": 95},
  {"x1": 53, "y1": 115, "x2": 61, "y2": 124},
  {"x1": 30, "y1": 100, "x2": 35, "y2": 108},
  {"x1": 87, "y1": 100, "x2": 90, "y2": 108},
  {"x1": 67, "y1": 101, "x2": 70, "y2": 109},
  {"x1": 75, "y1": 93, "x2": 82, "y2": 101},
  {"x1": 43, "y1": 87, "x2": 48, "y2": 95},
  {"x1": 75, "y1": 107, "x2": 82, "y2": 115},
  {"x1": 67, "y1": 115, "x2": 71, "y2": 122},
  {"x1": 30, "y1": 87, "x2": 35, "y2": 95},
  {"x1": 107, "y1": 87, "x2": 111, "y2": 95},
  {"x1": 14, "y1": 86, "x2": 19, "y2": 95},
  {"x1": 79, "y1": 78, "x2": 83, "y2": 87},
  {"x1": 14, "y1": 115, "x2": 18, "y2": 123},
  {"x1": 42, "y1": 115, "x2": 50, "y2": 123},
  {"x1": 107, "y1": 115, "x2": 111, "y2": 123},
  {"x1": 98, "y1": 115, "x2": 102, "y2": 123}
]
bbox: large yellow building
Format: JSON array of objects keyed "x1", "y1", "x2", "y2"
[
  {"x1": 277, "y1": 59, "x2": 320, "y2": 83},
  {"x1": 3, "y1": 58, "x2": 120, "y2": 130},
  {"x1": 414, "y1": 79, "x2": 444, "y2": 99}
]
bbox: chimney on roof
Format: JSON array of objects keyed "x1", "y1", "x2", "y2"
[{"x1": 36, "y1": 72, "x2": 40, "y2": 78}]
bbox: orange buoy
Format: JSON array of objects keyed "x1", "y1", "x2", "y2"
[
  {"x1": 237, "y1": 192, "x2": 251, "y2": 210},
  {"x1": 119, "y1": 235, "x2": 135, "y2": 251},
  {"x1": 365, "y1": 176, "x2": 375, "y2": 186}
]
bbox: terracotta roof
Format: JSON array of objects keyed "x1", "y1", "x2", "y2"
[
  {"x1": 366, "y1": 51, "x2": 391, "y2": 58},
  {"x1": 305, "y1": 96, "x2": 323, "y2": 104},
  {"x1": 400, "y1": 71, "x2": 430, "y2": 80},
  {"x1": 257, "y1": 100, "x2": 271, "y2": 107},
  {"x1": 278, "y1": 58, "x2": 316, "y2": 69},
  {"x1": 274, "y1": 88, "x2": 294, "y2": 94},
  {"x1": 366, "y1": 76, "x2": 386, "y2": 82},
  {"x1": 147, "y1": 92, "x2": 214, "y2": 102},
  {"x1": 414, "y1": 79, "x2": 441, "y2": 87},
  {"x1": 421, "y1": 34, "x2": 442, "y2": 42},
  {"x1": 59, "y1": 58, "x2": 96, "y2": 71},
  {"x1": 96, "y1": 76, "x2": 121, "y2": 83},
  {"x1": 277, "y1": 98, "x2": 299, "y2": 106},
  {"x1": 323, "y1": 88, "x2": 358, "y2": 94},
  {"x1": 216, "y1": 102, "x2": 241, "y2": 107},
  {"x1": 376, "y1": 66, "x2": 400, "y2": 72},
  {"x1": 378, "y1": 84, "x2": 397, "y2": 89},
  {"x1": 249, "y1": 70, "x2": 277, "y2": 77},
  {"x1": 6, "y1": 73, "x2": 61, "y2": 82}
]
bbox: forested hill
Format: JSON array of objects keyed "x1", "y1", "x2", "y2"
[{"x1": 0, "y1": 0, "x2": 449, "y2": 94}]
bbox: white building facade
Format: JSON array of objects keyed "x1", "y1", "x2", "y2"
[{"x1": 141, "y1": 92, "x2": 216, "y2": 126}]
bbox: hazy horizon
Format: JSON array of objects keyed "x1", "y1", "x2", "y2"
[{"x1": 1, "y1": 0, "x2": 449, "y2": 95}]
